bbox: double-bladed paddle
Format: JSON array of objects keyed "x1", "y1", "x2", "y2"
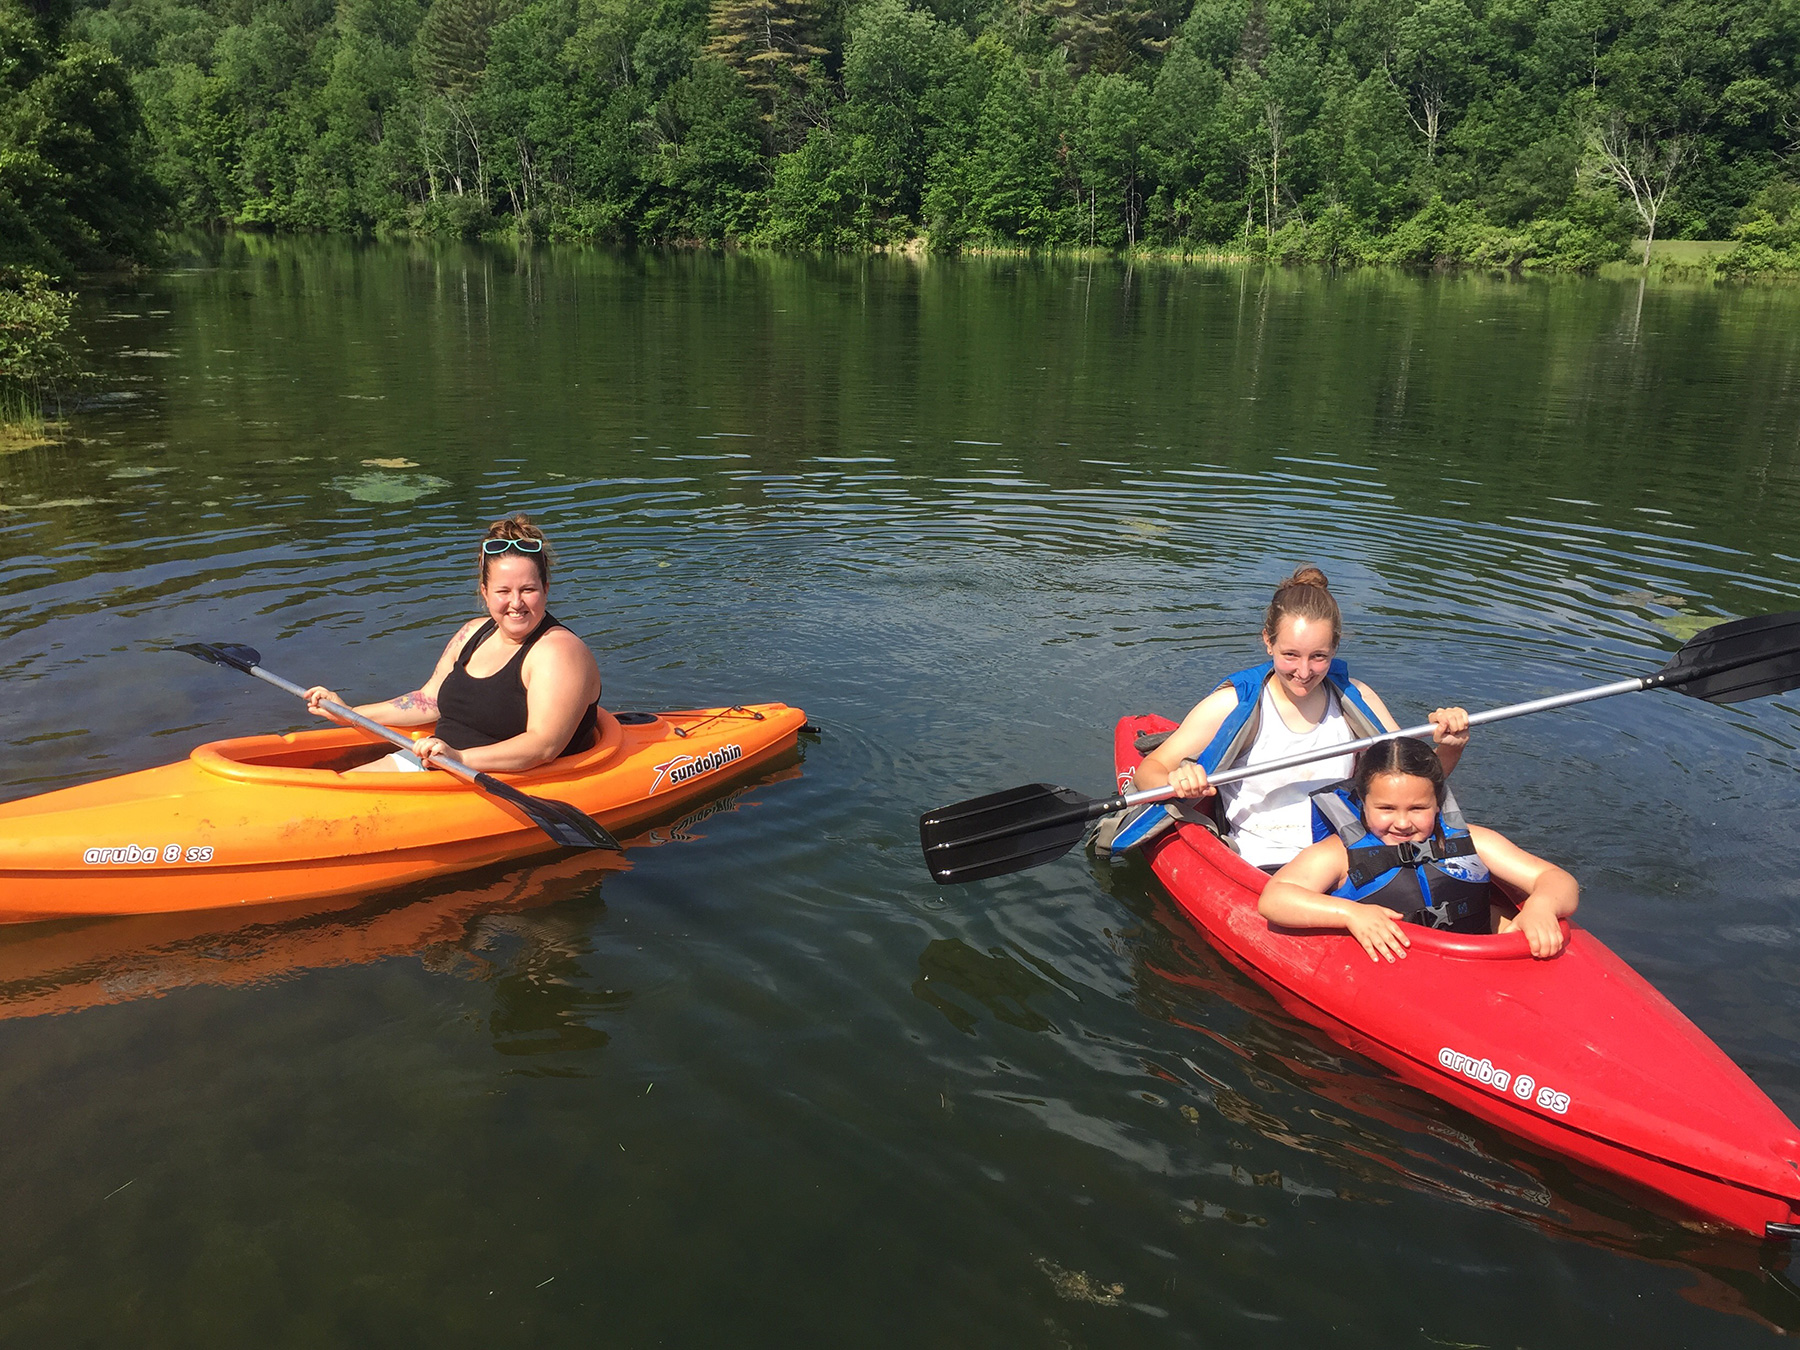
[
  {"x1": 175, "y1": 642, "x2": 622, "y2": 851},
  {"x1": 920, "y1": 610, "x2": 1800, "y2": 885}
]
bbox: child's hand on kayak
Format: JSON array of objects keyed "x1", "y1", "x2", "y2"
[
  {"x1": 1499, "y1": 897, "x2": 1566, "y2": 958},
  {"x1": 1343, "y1": 902, "x2": 1411, "y2": 963}
]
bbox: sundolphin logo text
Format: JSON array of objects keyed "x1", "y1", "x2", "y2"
[{"x1": 649, "y1": 743, "x2": 743, "y2": 793}]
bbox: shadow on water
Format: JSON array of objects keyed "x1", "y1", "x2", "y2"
[
  {"x1": 913, "y1": 938, "x2": 1064, "y2": 1035},
  {"x1": 1089, "y1": 849, "x2": 1800, "y2": 1336}
]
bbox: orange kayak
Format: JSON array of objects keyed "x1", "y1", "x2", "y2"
[
  {"x1": 0, "y1": 764, "x2": 801, "y2": 1021},
  {"x1": 0, "y1": 703, "x2": 807, "y2": 922}
]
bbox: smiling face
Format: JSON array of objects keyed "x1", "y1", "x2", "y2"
[
  {"x1": 1360, "y1": 771, "x2": 1441, "y2": 845},
  {"x1": 479, "y1": 552, "x2": 548, "y2": 640},
  {"x1": 1263, "y1": 614, "x2": 1337, "y2": 702}
]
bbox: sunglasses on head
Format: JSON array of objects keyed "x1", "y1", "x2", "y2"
[{"x1": 481, "y1": 538, "x2": 544, "y2": 555}]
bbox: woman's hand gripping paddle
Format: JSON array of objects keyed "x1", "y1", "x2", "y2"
[
  {"x1": 918, "y1": 611, "x2": 1800, "y2": 885},
  {"x1": 175, "y1": 642, "x2": 622, "y2": 851}
]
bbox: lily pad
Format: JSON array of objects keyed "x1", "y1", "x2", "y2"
[
  {"x1": 108, "y1": 466, "x2": 162, "y2": 479},
  {"x1": 1653, "y1": 612, "x2": 1725, "y2": 642},
  {"x1": 330, "y1": 471, "x2": 450, "y2": 503},
  {"x1": 361, "y1": 457, "x2": 419, "y2": 469}
]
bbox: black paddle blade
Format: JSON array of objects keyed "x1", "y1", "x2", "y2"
[
  {"x1": 1654, "y1": 611, "x2": 1800, "y2": 704},
  {"x1": 920, "y1": 783, "x2": 1097, "y2": 885},
  {"x1": 471, "y1": 773, "x2": 623, "y2": 850},
  {"x1": 173, "y1": 642, "x2": 263, "y2": 674}
]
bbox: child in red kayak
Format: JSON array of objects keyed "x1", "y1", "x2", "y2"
[
  {"x1": 1130, "y1": 567, "x2": 1471, "y2": 869},
  {"x1": 1259, "y1": 736, "x2": 1578, "y2": 963}
]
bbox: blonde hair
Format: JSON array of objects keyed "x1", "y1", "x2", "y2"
[
  {"x1": 1262, "y1": 565, "x2": 1340, "y2": 648},
  {"x1": 477, "y1": 513, "x2": 553, "y2": 586}
]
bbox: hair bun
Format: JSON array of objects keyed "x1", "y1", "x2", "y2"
[{"x1": 1286, "y1": 565, "x2": 1330, "y2": 591}]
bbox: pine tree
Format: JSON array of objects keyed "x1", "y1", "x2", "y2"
[
  {"x1": 1045, "y1": 0, "x2": 1173, "y2": 78},
  {"x1": 413, "y1": 0, "x2": 515, "y2": 95},
  {"x1": 703, "y1": 0, "x2": 826, "y2": 114}
]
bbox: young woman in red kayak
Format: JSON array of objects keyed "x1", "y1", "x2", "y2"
[
  {"x1": 303, "y1": 515, "x2": 602, "y2": 773},
  {"x1": 1130, "y1": 567, "x2": 1471, "y2": 868},
  {"x1": 1259, "y1": 736, "x2": 1579, "y2": 963}
]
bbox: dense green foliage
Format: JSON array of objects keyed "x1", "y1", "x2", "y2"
[
  {"x1": 2, "y1": 0, "x2": 164, "y2": 422},
  {"x1": 0, "y1": 265, "x2": 78, "y2": 422},
  {"x1": 1714, "y1": 178, "x2": 1800, "y2": 273},
  {"x1": 2, "y1": 0, "x2": 167, "y2": 273},
  {"x1": 51, "y1": 0, "x2": 1800, "y2": 264}
]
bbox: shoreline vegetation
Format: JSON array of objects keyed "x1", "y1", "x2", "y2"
[
  {"x1": 0, "y1": 269, "x2": 80, "y2": 448},
  {"x1": 57, "y1": 0, "x2": 1800, "y2": 271},
  {"x1": 6, "y1": 0, "x2": 1800, "y2": 431},
  {"x1": 1, "y1": 0, "x2": 165, "y2": 431}
]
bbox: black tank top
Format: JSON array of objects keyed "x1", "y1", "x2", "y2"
[{"x1": 433, "y1": 614, "x2": 599, "y2": 757}]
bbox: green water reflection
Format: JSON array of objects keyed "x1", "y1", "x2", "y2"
[{"x1": 2, "y1": 239, "x2": 1800, "y2": 1345}]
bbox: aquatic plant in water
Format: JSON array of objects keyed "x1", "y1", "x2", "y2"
[{"x1": 330, "y1": 471, "x2": 451, "y2": 502}]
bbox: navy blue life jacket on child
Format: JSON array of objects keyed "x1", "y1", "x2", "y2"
[{"x1": 1308, "y1": 782, "x2": 1492, "y2": 933}]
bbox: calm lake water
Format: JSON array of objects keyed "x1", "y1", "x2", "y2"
[{"x1": 4, "y1": 238, "x2": 1800, "y2": 1345}]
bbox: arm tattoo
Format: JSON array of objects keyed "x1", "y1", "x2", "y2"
[{"x1": 392, "y1": 690, "x2": 438, "y2": 714}]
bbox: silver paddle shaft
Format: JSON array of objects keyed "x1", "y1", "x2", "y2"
[
  {"x1": 1115, "y1": 675, "x2": 1648, "y2": 811},
  {"x1": 245, "y1": 664, "x2": 450, "y2": 777}
]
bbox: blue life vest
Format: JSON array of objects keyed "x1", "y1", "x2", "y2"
[
  {"x1": 1194, "y1": 660, "x2": 1386, "y2": 774},
  {"x1": 1309, "y1": 782, "x2": 1492, "y2": 933},
  {"x1": 1098, "y1": 661, "x2": 1386, "y2": 856}
]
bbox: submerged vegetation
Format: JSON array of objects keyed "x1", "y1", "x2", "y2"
[{"x1": 52, "y1": 0, "x2": 1800, "y2": 269}]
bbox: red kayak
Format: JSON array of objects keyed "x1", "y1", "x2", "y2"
[{"x1": 1115, "y1": 713, "x2": 1800, "y2": 1238}]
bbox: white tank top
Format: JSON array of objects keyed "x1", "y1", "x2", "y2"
[{"x1": 1220, "y1": 682, "x2": 1356, "y2": 868}]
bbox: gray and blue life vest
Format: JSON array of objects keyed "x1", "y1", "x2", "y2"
[
  {"x1": 1095, "y1": 660, "x2": 1387, "y2": 856},
  {"x1": 1308, "y1": 782, "x2": 1492, "y2": 933}
]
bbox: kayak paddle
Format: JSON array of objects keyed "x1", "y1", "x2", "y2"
[
  {"x1": 920, "y1": 610, "x2": 1800, "y2": 885},
  {"x1": 175, "y1": 642, "x2": 623, "y2": 851}
]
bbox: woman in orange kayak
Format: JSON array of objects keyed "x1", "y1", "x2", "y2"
[
  {"x1": 1130, "y1": 567, "x2": 1470, "y2": 868},
  {"x1": 304, "y1": 515, "x2": 602, "y2": 773},
  {"x1": 1259, "y1": 735, "x2": 1579, "y2": 962}
]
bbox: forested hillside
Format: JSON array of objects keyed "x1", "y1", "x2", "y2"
[
  {"x1": 2, "y1": 0, "x2": 165, "y2": 274},
  {"x1": 46, "y1": 0, "x2": 1800, "y2": 262},
  {"x1": 2, "y1": 0, "x2": 166, "y2": 422}
]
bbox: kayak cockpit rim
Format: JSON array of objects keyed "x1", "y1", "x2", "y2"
[
  {"x1": 190, "y1": 711, "x2": 629, "y2": 788},
  {"x1": 1202, "y1": 823, "x2": 1563, "y2": 960}
]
